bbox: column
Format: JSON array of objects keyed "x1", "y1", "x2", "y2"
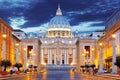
[
  {"x1": 16, "y1": 47, "x2": 19, "y2": 63},
  {"x1": 72, "y1": 48, "x2": 76, "y2": 64},
  {"x1": 82, "y1": 54, "x2": 85, "y2": 65},
  {"x1": 98, "y1": 43, "x2": 103, "y2": 73},
  {"x1": 111, "y1": 39, "x2": 117, "y2": 74},
  {"x1": 41, "y1": 48, "x2": 44, "y2": 64},
  {"x1": 48, "y1": 48, "x2": 50, "y2": 64},
  {"x1": 50, "y1": 48, "x2": 52, "y2": 64},
  {"x1": 24, "y1": 48, "x2": 27, "y2": 71},
  {"x1": 64, "y1": 48, "x2": 67, "y2": 64},
  {"x1": 92, "y1": 48, "x2": 94, "y2": 64},
  {"x1": 92, "y1": 51, "x2": 94, "y2": 64},
  {"x1": 60, "y1": 49, "x2": 62, "y2": 65},
  {"x1": 67, "y1": 48, "x2": 69, "y2": 64},
  {"x1": 2, "y1": 39, "x2": 6, "y2": 60},
  {"x1": 86, "y1": 53, "x2": 88, "y2": 65},
  {"x1": 54, "y1": 49, "x2": 56, "y2": 65}
]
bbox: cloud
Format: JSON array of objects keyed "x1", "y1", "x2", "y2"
[
  {"x1": 8, "y1": 16, "x2": 27, "y2": 29},
  {"x1": 0, "y1": 0, "x2": 120, "y2": 34},
  {"x1": 71, "y1": 21, "x2": 105, "y2": 32},
  {"x1": 0, "y1": 0, "x2": 45, "y2": 9},
  {"x1": 21, "y1": 23, "x2": 48, "y2": 33}
]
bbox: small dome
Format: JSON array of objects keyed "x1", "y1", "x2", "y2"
[{"x1": 48, "y1": 15, "x2": 70, "y2": 29}]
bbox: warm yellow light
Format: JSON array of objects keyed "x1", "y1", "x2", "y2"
[
  {"x1": 52, "y1": 41, "x2": 54, "y2": 43},
  {"x1": 24, "y1": 48, "x2": 26, "y2": 51},
  {"x1": 70, "y1": 62, "x2": 75, "y2": 65},
  {"x1": 99, "y1": 43, "x2": 102, "y2": 46},
  {"x1": 15, "y1": 43, "x2": 19, "y2": 47},
  {"x1": 112, "y1": 34, "x2": 116, "y2": 38},
  {"x1": 2, "y1": 34, "x2": 7, "y2": 38},
  {"x1": 42, "y1": 62, "x2": 46, "y2": 65},
  {"x1": 86, "y1": 51, "x2": 89, "y2": 54},
  {"x1": 29, "y1": 51, "x2": 32, "y2": 54},
  {"x1": 92, "y1": 48, "x2": 94, "y2": 51},
  {"x1": 82, "y1": 53, "x2": 85, "y2": 56},
  {"x1": 69, "y1": 40, "x2": 72, "y2": 43},
  {"x1": 45, "y1": 41, "x2": 47, "y2": 43}
]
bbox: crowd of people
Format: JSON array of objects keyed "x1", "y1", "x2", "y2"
[{"x1": 81, "y1": 68, "x2": 96, "y2": 75}]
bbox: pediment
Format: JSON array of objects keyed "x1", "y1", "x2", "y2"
[{"x1": 48, "y1": 41, "x2": 67, "y2": 46}]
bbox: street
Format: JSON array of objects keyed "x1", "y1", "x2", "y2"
[{"x1": 0, "y1": 70, "x2": 84, "y2": 80}]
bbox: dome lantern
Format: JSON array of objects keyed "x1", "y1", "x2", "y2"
[{"x1": 56, "y1": 4, "x2": 62, "y2": 16}]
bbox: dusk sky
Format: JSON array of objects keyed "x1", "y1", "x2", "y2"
[{"x1": 0, "y1": 0, "x2": 120, "y2": 34}]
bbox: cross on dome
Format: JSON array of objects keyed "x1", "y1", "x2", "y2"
[{"x1": 56, "y1": 4, "x2": 62, "y2": 15}]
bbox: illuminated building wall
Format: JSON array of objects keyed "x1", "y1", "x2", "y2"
[{"x1": 0, "y1": 18, "x2": 13, "y2": 61}]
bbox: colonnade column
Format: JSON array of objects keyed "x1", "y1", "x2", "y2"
[
  {"x1": 64, "y1": 48, "x2": 67, "y2": 64},
  {"x1": 54, "y1": 48, "x2": 56, "y2": 65},
  {"x1": 111, "y1": 34, "x2": 117, "y2": 74},
  {"x1": 2, "y1": 38, "x2": 6, "y2": 60},
  {"x1": 60, "y1": 48, "x2": 62, "y2": 65},
  {"x1": 50, "y1": 48, "x2": 52, "y2": 64},
  {"x1": 98, "y1": 43, "x2": 103, "y2": 73},
  {"x1": 48, "y1": 48, "x2": 50, "y2": 64},
  {"x1": 67, "y1": 48, "x2": 69, "y2": 64},
  {"x1": 2, "y1": 35, "x2": 6, "y2": 71},
  {"x1": 41, "y1": 48, "x2": 44, "y2": 64},
  {"x1": 91, "y1": 48, "x2": 94, "y2": 64},
  {"x1": 24, "y1": 48, "x2": 27, "y2": 71},
  {"x1": 16, "y1": 47, "x2": 19, "y2": 63},
  {"x1": 72, "y1": 48, "x2": 75, "y2": 64}
]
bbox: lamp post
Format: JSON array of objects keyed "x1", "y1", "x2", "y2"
[
  {"x1": 98, "y1": 43, "x2": 103, "y2": 73},
  {"x1": 2, "y1": 34, "x2": 7, "y2": 60},
  {"x1": 92, "y1": 48, "x2": 94, "y2": 64},
  {"x1": 15, "y1": 43, "x2": 19, "y2": 63},
  {"x1": 24, "y1": 48, "x2": 27, "y2": 72},
  {"x1": 111, "y1": 34, "x2": 117, "y2": 74}
]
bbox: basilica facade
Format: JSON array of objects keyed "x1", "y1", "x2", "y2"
[{"x1": 0, "y1": 4, "x2": 120, "y2": 74}]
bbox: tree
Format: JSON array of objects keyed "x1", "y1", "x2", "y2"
[
  {"x1": 114, "y1": 61, "x2": 120, "y2": 68},
  {"x1": 85, "y1": 64, "x2": 90, "y2": 69},
  {"x1": 34, "y1": 66, "x2": 37, "y2": 71},
  {"x1": 90, "y1": 64, "x2": 96, "y2": 69},
  {"x1": 14, "y1": 63, "x2": 22, "y2": 71},
  {"x1": 0, "y1": 60, "x2": 11, "y2": 71}
]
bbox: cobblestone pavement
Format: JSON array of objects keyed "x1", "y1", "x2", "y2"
[{"x1": 0, "y1": 71, "x2": 86, "y2": 80}]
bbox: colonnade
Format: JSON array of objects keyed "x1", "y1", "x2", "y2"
[{"x1": 41, "y1": 48, "x2": 76, "y2": 65}]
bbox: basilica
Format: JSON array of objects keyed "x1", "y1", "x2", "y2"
[
  {"x1": 0, "y1": 5, "x2": 119, "y2": 73},
  {"x1": 11, "y1": 5, "x2": 102, "y2": 70}
]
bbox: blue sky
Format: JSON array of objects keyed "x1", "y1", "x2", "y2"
[{"x1": 0, "y1": 0, "x2": 120, "y2": 34}]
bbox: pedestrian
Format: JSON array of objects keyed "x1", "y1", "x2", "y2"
[
  {"x1": 10, "y1": 66, "x2": 15, "y2": 74},
  {"x1": 92, "y1": 69, "x2": 95, "y2": 75}
]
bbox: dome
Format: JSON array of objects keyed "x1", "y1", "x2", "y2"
[
  {"x1": 46, "y1": 5, "x2": 73, "y2": 38},
  {"x1": 48, "y1": 15, "x2": 70, "y2": 29},
  {"x1": 47, "y1": 5, "x2": 71, "y2": 30}
]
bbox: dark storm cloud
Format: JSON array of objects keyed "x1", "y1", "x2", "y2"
[{"x1": 0, "y1": 0, "x2": 120, "y2": 30}]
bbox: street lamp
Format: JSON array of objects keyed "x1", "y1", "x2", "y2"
[
  {"x1": 98, "y1": 42, "x2": 103, "y2": 73},
  {"x1": 16, "y1": 43, "x2": 19, "y2": 63},
  {"x1": 111, "y1": 34, "x2": 117, "y2": 74}
]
